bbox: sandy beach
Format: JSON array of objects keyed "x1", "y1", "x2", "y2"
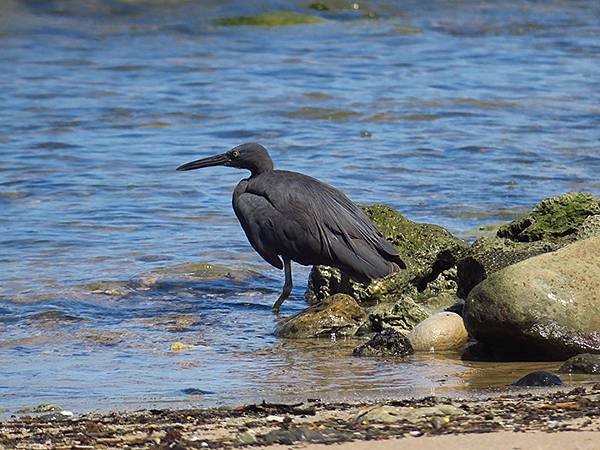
[
  {"x1": 265, "y1": 431, "x2": 600, "y2": 450},
  {"x1": 2, "y1": 385, "x2": 599, "y2": 449}
]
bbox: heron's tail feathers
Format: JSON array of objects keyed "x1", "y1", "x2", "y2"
[{"x1": 329, "y1": 237, "x2": 405, "y2": 285}]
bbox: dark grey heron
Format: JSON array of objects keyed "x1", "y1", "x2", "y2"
[{"x1": 176, "y1": 143, "x2": 406, "y2": 313}]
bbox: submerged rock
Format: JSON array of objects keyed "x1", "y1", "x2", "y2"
[
  {"x1": 458, "y1": 192, "x2": 600, "y2": 298},
  {"x1": 80, "y1": 280, "x2": 132, "y2": 297},
  {"x1": 464, "y1": 237, "x2": 600, "y2": 360},
  {"x1": 274, "y1": 294, "x2": 367, "y2": 339},
  {"x1": 511, "y1": 371, "x2": 562, "y2": 387},
  {"x1": 17, "y1": 403, "x2": 61, "y2": 414},
  {"x1": 170, "y1": 342, "x2": 195, "y2": 352},
  {"x1": 143, "y1": 314, "x2": 201, "y2": 332},
  {"x1": 407, "y1": 312, "x2": 468, "y2": 352},
  {"x1": 352, "y1": 328, "x2": 413, "y2": 357},
  {"x1": 559, "y1": 353, "x2": 600, "y2": 374},
  {"x1": 213, "y1": 12, "x2": 325, "y2": 27},
  {"x1": 82, "y1": 332, "x2": 124, "y2": 346}
]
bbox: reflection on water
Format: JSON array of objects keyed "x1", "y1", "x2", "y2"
[{"x1": 1, "y1": 0, "x2": 599, "y2": 414}]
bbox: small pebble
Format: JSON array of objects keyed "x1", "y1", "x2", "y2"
[{"x1": 265, "y1": 415, "x2": 286, "y2": 422}]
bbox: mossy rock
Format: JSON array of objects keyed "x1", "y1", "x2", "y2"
[
  {"x1": 367, "y1": 296, "x2": 430, "y2": 333},
  {"x1": 307, "y1": 204, "x2": 468, "y2": 308},
  {"x1": 353, "y1": 329, "x2": 413, "y2": 357},
  {"x1": 274, "y1": 293, "x2": 367, "y2": 339},
  {"x1": 17, "y1": 403, "x2": 61, "y2": 414},
  {"x1": 213, "y1": 12, "x2": 325, "y2": 27},
  {"x1": 457, "y1": 192, "x2": 600, "y2": 298},
  {"x1": 306, "y1": 1, "x2": 381, "y2": 19},
  {"x1": 497, "y1": 192, "x2": 600, "y2": 242}
]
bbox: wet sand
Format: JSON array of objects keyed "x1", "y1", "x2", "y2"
[{"x1": 2, "y1": 385, "x2": 599, "y2": 449}]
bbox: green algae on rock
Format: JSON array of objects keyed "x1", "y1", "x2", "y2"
[
  {"x1": 366, "y1": 297, "x2": 430, "y2": 333},
  {"x1": 213, "y1": 12, "x2": 325, "y2": 27},
  {"x1": 79, "y1": 280, "x2": 132, "y2": 297},
  {"x1": 17, "y1": 403, "x2": 61, "y2": 414},
  {"x1": 274, "y1": 293, "x2": 367, "y2": 339},
  {"x1": 497, "y1": 192, "x2": 600, "y2": 242}
]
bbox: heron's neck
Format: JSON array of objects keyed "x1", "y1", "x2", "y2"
[{"x1": 249, "y1": 156, "x2": 274, "y2": 176}]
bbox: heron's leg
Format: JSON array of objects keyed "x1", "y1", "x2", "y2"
[{"x1": 272, "y1": 258, "x2": 292, "y2": 314}]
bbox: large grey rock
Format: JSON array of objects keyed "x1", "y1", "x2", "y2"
[
  {"x1": 457, "y1": 192, "x2": 600, "y2": 298},
  {"x1": 464, "y1": 237, "x2": 600, "y2": 360}
]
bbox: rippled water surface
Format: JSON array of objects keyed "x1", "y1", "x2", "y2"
[{"x1": 1, "y1": 0, "x2": 599, "y2": 414}]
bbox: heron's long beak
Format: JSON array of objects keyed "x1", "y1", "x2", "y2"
[{"x1": 176, "y1": 152, "x2": 230, "y2": 171}]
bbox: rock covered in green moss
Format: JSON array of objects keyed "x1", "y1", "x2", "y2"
[
  {"x1": 457, "y1": 192, "x2": 600, "y2": 298},
  {"x1": 366, "y1": 297, "x2": 430, "y2": 333},
  {"x1": 464, "y1": 237, "x2": 600, "y2": 360},
  {"x1": 306, "y1": 0, "x2": 382, "y2": 19},
  {"x1": 274, "y1": 294, "x2": 367, "y2": 339},
  {"x1": 213, "y1": 12, "x2": 325, "y2": 27},
  {"x1": 497, "y1": 192, "x2": 600, "y2": 242}
]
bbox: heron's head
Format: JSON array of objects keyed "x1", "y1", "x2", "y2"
[{"x1": 176, "y1": 143, "x2": 274, "y2": 175}]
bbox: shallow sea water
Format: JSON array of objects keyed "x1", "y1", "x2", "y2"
[{"x1": 1, "y1": 0, "x2": 599, "y2": 414}]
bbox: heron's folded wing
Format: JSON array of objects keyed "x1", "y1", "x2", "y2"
[{"x1": 233, "y1": 192, "x2": 284, "y2": 269}]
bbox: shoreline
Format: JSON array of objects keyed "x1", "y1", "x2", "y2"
[{"x1": 2, "y1": 385, "x2": 599, "y2": 449}]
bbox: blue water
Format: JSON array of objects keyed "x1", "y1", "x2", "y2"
[{"x1": 1, "y1": 0, "x2": 599, "y2": 414}]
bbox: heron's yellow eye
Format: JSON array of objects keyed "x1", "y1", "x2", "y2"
[{"x1": 232, "y1": 150, "x2": 240, "y2": 158}]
